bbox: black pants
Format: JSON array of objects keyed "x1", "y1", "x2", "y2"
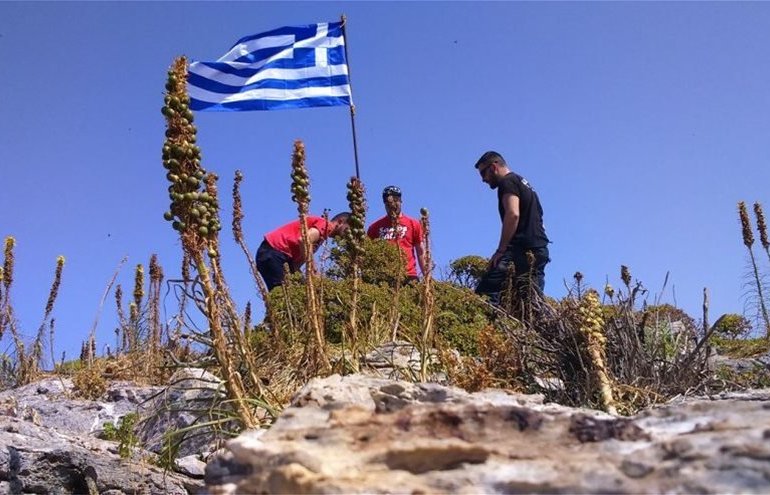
[
  {"x1": 256, "y1": 240, "x2": 293, "y2": 291},
  {"x1": 475, "y1": 245, "x2": 550, "y2": 306}
]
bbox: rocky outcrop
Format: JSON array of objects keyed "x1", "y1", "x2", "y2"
[
  {"x1": 205, "y1": 375, "x2": 770, "y2": 494},
  {"x1": 0, "y1": 374, "x2": 211, "y2": 494},
  {"x1": 0, "y1": 415, "x2": 197, "y2": 494}
]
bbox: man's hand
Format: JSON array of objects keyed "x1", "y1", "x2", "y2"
[{"x1": 488, "y1": 250, "x2": 504, "y2": 270}]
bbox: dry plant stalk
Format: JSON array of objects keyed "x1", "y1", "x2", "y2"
[
  {"x1": 0, "y1": 236, "x2": 15, "y2": 340},
  {"x1": 290, "y1": 140, "x2": 330, "y2": 372},
  {"x1": 232, "y1": 170, "x2": 276, "y2": 329},
  {"x1": 162, "y1": 56, "x2": 257, "y2": 428},
  {"x1": 387, "y1": 200, "x2": 405, "y2": 341},
  {"x1": 739, "y1": 201, "x2": 770, "y2": 337},
  {"x1": 419, "y1": 208, "x2": 435, "y2": 382},
  {"x1": 578, "y1": 290, "x2": 617, "y2": 414},
  {"x1": 344, "y1": 177, "x2": 367, "y2": 370},
  {"x1": 755, "y1": 202, "x2": 770, "y2": 263}
]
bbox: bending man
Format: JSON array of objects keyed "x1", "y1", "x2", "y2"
[{"x1": 256, "y1": 212, "x2": 350, "y2": 291}]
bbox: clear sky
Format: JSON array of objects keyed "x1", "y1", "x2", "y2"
[{"x1": 2, "y1": 2, "x2": 769, "y2": 362}]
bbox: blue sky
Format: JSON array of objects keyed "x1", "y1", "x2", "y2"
[{"x1": 2, "y1": 2, "x2": 770, "y2": 362}]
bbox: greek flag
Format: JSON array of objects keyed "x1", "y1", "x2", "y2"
[{"x1": 188, "y1": 22, "x2": 352, "y2": 112}]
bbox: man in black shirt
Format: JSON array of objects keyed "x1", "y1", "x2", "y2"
[{"x1": 474, "y1": 151, "x2": 550, "y2": 305}]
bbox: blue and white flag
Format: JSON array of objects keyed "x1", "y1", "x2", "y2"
[{"x1": 188, "y1": 22, "x2": 352, "y2": 112}]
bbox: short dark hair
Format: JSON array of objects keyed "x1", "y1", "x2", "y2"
[
  {"x1": 332, "y1": 212, "x2": 351, "y2": 223},
  {"x1": 475, "y1": 151, "x2": 506, "y2": 169}
]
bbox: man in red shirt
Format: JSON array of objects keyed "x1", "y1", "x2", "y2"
[
  {"x1": 257, "y1": 212, "x2": 350, "y2": 290},
  {"x1": 366, "y1": 186, "x2": 426, "y2": 282}
]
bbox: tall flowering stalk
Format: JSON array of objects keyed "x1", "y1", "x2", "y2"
[
  {"x1": 161, "y1": 56, "x2": 257, "y2": 428},
  {"x1": 578, "y1": 290, "x2": 617, "y2": 414},
  {"x1": 290, "y1": 140, "x2": 330, "y2": 372},
  {"x1": 419, "y1": 208, "x2": 435, "y2": 382},
  {"x1": 754, "y1": 202, "x2": 770, "y2": 265},
  {"x1": 344, "y1": 177, "x2": 366, "y2": 369},
  {"x1": 0, "y1": 236, "x2": 15, "y2": 339},
  {"x1": 387, "y1": 200, "x2": 405, "y2": 341},
  {"x1": 128, "y1": 263, "x2": 144, "y2": 353},
  {"x1": 232, "y1": 170, "x2": 279, "y2": 337},
  {"x1": 148, "y1": 254, "x2": 163, "y2": 367},
  {"x1": 739, "y1": 201, "x2": 770, "y2": 337}
]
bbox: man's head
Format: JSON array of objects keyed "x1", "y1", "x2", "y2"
[
  {"x1": 330, "y1": 212, "x2": 351, "y2": 237},
  {"x1": 475, "y1": 151, "x2": 510, "y2": 189},
  {"x1": 382, "y1": 185, "x2": 402, "y2": 216}
]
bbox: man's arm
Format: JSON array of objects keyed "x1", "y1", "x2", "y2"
[
  {"x1": 295, "y1": 227, "x2": 323, "y2": 267},
  {"x1": 490, "y1": 193, "x2": 520, "y2": 268},
  {"x1": 415, "y1": 241, "x2": 427, "y2": 277}
]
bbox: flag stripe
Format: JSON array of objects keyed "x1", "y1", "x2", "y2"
[
  {"x1": 189, "y1": 60, "x2": 348, "y2": 87},
  {"x1": 189, "y1": 83, "x2": 352, "y2": 105},
  {"x1": 188, "y1": 21, "x2": 352, "y2": 112},
  {"x1": 191, "y1": 95, "x2": 351, "y2": 112},
  {"x1": 188, "y1": 73, "x2": 351, "y2": 95}
]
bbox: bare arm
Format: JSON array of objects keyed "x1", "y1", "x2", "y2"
[
  {"x1": 295, "y1": 227, "x2": 322, "y2": 267},
  {"x1": 415, "y1": 241, "x2": 427, "y2": 277},
  {"x1": 490, "y1": 193, "x2": 520, "y2": 268}
]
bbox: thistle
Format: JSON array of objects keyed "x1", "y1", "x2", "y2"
[
  {"x1": 754, "y1": 202, "x2": 770, "y2": 261},
  {"x1": 3, "y1": 236, "x2": 15, "y2": 292},
  {"x1": 232, "y1": 170, "x2": 245, "y2": 245},
  {"x1": 344, "y1": 177, "x2": 367, "y2": 370},
  {"x1": 161, "y1": 56, "x2": 220, "y2": 257},
  {"x1": 289, "y1": 140, "x2": 329, "y2": 372},
  {"x1": 133, "y1": 264, "x2": 144, "y2": 309},
  {"x1": 573, "y1": 271, "x2": 584, "y2": 298},
  {"x1": 604, "y1": 283, "x2": 615, "y2": 300},
  {"x1": 345, "y1": 177, "x2": 367, "y2": 258},
  {"x1": 738, "y1": 201, "x2": 770, "y2": 337},
  {"x1": 620, "y1": 265, "x2": 631, "y2": 288},
  {"x1": 44, "y1": 256, "x2": 65, "y2": 318},
  {"x1": 578, "y1": 289, "x2": 617, "y2": 414},
  {"x1": 290, "y1": 140, "x2": 311, "y2": 216},
  {"x1": 419, "y1": 207, "x2": 435, "y2": 382}
]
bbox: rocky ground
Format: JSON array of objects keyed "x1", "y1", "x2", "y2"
[
  {"x1": 0, "y1": 354, "x2": 768, "y2": 494},
  {"x1": 205, "y1": 375, "x2": 770, "y2": 494}
]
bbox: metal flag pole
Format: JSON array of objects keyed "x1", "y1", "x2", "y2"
[{"x1": 340, "y1": 14, "x2": 361, "y2": 180}]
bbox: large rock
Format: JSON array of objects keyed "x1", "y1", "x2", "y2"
[
  {"x1": 0, "y1": 376, "x2": 162, "y2": 437},
  {"x1": 136, "y1": 368, "x2": 232, "y2": 459},
  {"x1": 205, "y1": 375, "x2": 770, "y2": 494},
  {"x1": 0, "y1": 415, "x2": 200, "y2": 494},
  {"x1": 0, "y1": 373, "x2": 212, "y2": 493}
]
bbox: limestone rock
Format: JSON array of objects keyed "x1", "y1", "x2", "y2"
[
  {"x1": 206, "y1": 375, "x2": 770, "y2": 494},
  {"x1": 0, "y1": 415, "x2": 200, "y2": 494}
]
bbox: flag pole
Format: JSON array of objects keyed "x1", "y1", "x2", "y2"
[{"x1": 341, "y1": 14, "x2": 361, "y2": 180}]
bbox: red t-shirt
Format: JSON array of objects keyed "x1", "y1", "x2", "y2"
[
  {"x1": 367, "y1": 214, "x2": 423, "y2": 277},
  {"x1": 265, "y1": 216, "x2": 330, "y2": 265}
]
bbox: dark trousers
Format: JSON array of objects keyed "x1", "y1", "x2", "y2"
[
  {"x1": 475, "y1": 245, "x2": 550, "y2": 306},
  {"x1": 256, "y1": 240, "x2": 293, "y2": 291}
]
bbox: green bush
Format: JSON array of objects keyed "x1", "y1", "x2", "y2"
[
  {"x1": 712, "y1": 313, "x2": 753, "y2": 339},
  {"x1": 446, "y1": 255, "x2": 488, "y2": 290}
]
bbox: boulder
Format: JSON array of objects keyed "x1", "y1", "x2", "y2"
[
  {"x1": 0, "y1": 415, "x2": 200, "y2": 494},
  {"x1": 205, "y1": 375, "x2": 770, "y2": 494}
]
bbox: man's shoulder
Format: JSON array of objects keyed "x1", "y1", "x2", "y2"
[{"x1": 369, "y1": 215, "x2": 389, "y2": 227}]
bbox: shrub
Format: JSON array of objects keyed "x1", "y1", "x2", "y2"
[
  {"x1": 712, "y1": 313, "x2": 753, "y2": 339},
  {"x1": 72, "y1": 361, "x2": 107, "y2": 400}
]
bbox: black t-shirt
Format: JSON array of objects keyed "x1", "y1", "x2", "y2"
[{"x1": 497, "y1": 172, "x2": 549, "y2": 248}]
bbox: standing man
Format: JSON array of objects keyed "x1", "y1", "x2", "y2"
[
  {"x1": 256, "y1": 212, "x2": 350, "y2": 291},
  {"x1": 367, "y1": 186, "x2": 427, "y2": 282},
  {"x1": 474, "y1": 151, "x2": 550, "y2": 304}
]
